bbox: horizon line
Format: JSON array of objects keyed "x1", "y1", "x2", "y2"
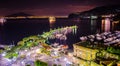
[{"x1": 0, "y1": 16, "x2": 68, "y2": 19}]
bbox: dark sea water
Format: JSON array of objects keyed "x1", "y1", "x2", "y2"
[{"x1": 0, "y1": 18, "x2": 98, "y2": 49}]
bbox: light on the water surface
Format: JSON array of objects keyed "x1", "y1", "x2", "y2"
[
  {"x1": 49, "y1": 16, "x2": 56, "y2": 24},
  {"x1": 102, "y1": 18, "x2": 111, "y2": 32},
  {"x1": 105, "y1": 18, "x2": 110, "y2": 32},
  {"x1": 0, "y1": 18, "x2": 6, "y2": 25}
]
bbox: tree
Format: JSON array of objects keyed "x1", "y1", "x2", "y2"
[{"x1": 34, "y1": 60, "x2": 48, "y2": 66}]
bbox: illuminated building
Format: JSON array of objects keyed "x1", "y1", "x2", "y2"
[
  {"x1": 73, "y1": 42, "x2": 100, "y2": 66},
  {"x1": 73, "y1": 42, "x2": 98, "y2": 61},
  {"x1": 73, "y1": 40, "x2": 120, "y2": 66}
]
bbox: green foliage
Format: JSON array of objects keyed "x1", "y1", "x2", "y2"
[
  {"x1": 97, "y1": 50, "x2": 120, "y2": 60},
  {"x1": 4, "y1": 46, "x2": 10, "y2": 50},
  {"x1": 26, "y1": 65, "x2": 31, "y2": 66},
  {"x1": 5, "y1": 52, "x2": 18, "y2": 59},
  {"x1": 0, "y1": 50, "x2": 3, "y2": 54},
  {"x1": 11, "y1": 46, "x2": 22, "y2": 51},
  {"x1": 40, "y1": 48, "x2": 50, "y2": 55},
  {"x1": 53, "y1": 64, "x2": 57, "y2": 66},
  {"x1": 107, "y1": 47, "x2": 120, "y2": 55},
  {"x1": 34, "y1": 60, "x2": 48, "y2": 66},
  {"x1": 4, "y1": 45, "x2": 22, "y2": 59},
  {"x1": 17, "y1": 41, "x2": 24, "y2": 46}
]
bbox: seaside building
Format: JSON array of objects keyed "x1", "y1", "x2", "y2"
[
  {"x1": 73, "y1": 41, "x2": 120, "y2": 66},
  {"x1": 73, "y1": 42, "x2": 99, "y2": 66},
  {"x1": 73, "y1": 43, "x2": 98, "y2": 61}
]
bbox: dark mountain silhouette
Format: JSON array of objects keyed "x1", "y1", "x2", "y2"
[
  {"x1": 68, "y1": 13, "x2": 79, "y2": 18},
  {"x1": 69, "y1": 5, "x2": 120, "y2": 18},
  {"x1": 87, "y1": 5, "x2": 120, "y2": 15},
  {"x1": 6, "y1": 12, "x2": 33, "y2": 17}
]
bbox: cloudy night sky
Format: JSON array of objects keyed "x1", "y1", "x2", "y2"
[{"x1": 0, "y1": 0, "x2": 120, "y2": 16}]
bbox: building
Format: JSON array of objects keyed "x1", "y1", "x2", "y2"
[
  {"x1": 73, "y1": 41, "x2": 120, "y2": 66},
  {"x1": 73, "y1": 42, "x2": 102, "y2": 66},
  {"x1": 73, "y1": 42, "x2": 98, "y2": 61}
]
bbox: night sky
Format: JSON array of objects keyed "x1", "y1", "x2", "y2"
[{"x1": 0, "y1": 0, "x2": 120, "y2": 16}]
